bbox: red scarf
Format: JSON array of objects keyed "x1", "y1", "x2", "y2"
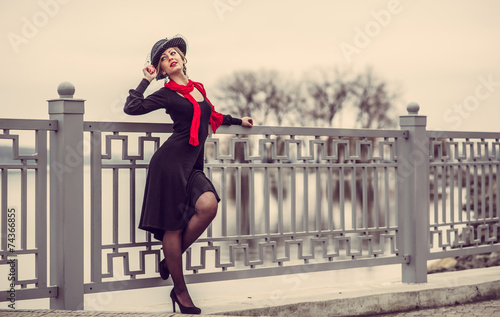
[{"x1": 164, "y1": 79, "x2": 224, "y2": 146}]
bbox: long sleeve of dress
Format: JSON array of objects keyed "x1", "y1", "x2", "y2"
[
  {"x1": 124, "y1": 79, "x2": 169, "y2": 115},
  {"x1": 124, "y1": 78, "x2": 243, "y2": 126},
  {"x1": 221, "y1": 115, "x2": 242, "y2": 126}
]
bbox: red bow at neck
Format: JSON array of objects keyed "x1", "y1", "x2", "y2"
[{"x1": 164, "y1": 79, "x2": 223, "y2": 146}]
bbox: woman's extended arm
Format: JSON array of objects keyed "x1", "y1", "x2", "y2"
[{"x1": 221, "y1": 115, "x2": 253, "y2": 127}]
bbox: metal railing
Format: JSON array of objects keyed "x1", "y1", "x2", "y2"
[
  {"x1": 0, "y1": 83, "x2": 498, "y2": 309},
  {"x1": 83, "y1": 122, "x2": 407, "y2": 295},
  {"x1": 0, "y1": 118, "x2": 58, "y2": 303},
  {"x1": 427, "y1": 130, "x2": 500, "y2": 259}
]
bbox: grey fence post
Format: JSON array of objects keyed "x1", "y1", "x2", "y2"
[
  {"x1": 398, "y1": 102, "x2": 429, "y2": 283},
  {"x1": 48, "y1": 82, "x2": 85, "y2": 309}
]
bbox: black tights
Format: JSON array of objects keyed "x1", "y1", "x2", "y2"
[{"x1": 162, "y1": 191, "x2": 218, "y2": 307}]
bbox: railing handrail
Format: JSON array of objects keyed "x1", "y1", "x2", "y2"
[
  {"x1": 427, "y1": 130, "x2": 500, "y2": 139},
  {"x1": 0, "y1": 118, "x2": 58, "y2": 131},
  {"x1": 84, "y1": 120, "x2": 408, "y2": 138}
]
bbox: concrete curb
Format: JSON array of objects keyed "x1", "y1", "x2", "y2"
[{"x1": 216, "y1": 269, "x2": 500, "y2": 316}]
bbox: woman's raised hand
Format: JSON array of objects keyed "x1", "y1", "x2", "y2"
[{"x1": 143, "y1": 65, "x2": 158, "y2": 82}]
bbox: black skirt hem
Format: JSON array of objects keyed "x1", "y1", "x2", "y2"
[{"x1": 140, "y1": 170, "x2": 221, "y2": 241}]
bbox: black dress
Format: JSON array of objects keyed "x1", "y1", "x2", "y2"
[{"x1": 124, "y1": 79, "x2": 241, "y2": 241}]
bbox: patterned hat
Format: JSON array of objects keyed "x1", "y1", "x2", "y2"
[{"x1": 149, "y1": 35, "x2": 187, "y2": 80}]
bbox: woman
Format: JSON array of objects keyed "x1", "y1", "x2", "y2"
[{"x1": 124, "y1": 35, "x2": 253, "y2": 314}]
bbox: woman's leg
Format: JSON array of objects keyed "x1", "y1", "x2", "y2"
[
  {"x1": 161, "y1": 192, "x2": 217, "y2": 307},
  {"x1": 162, "y1": 229, "x2": 195, "y2": 307},
  {"x1": 181, "y1": 191, "x2": 218, "y2": 252}
]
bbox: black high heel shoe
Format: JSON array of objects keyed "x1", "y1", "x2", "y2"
[
  {"x1": 170, "y1": 289, "x2": 201, "y2": 315},
  {"x1": 159, "y1": 258, "x2": 169, "y2": 280}
]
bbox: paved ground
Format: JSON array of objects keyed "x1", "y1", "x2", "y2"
[
  {"x1": 0, "y1": 311, "x2": 219, "y2": 316},
  {"x1": 1, "y1": 299, "x2": 500, "y2": 316},
  {"x1": 0, "y1": 266, "x2": 499, "y2": 316}
]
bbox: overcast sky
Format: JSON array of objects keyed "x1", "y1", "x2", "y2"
[{"x1": 1, "y1": 0, "x2": 500, "y2": 131}]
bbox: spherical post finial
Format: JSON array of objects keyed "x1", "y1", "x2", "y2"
[
  {"x1": 57, "y1": 81, "x2": 75, "y2": 98},
  {"x1": 406, "y1": 102, "x2": 420, "y2": 115}
]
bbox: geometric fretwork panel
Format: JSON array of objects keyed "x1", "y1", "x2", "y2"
[
  {"x1": 0, "y1": 125, "x2": 50, "y2": 298},
  {"x1": 430, "y1": 222, "x2": 499, "y2": 250},
  {"x1": 428, "y1": 133, "x2": 500, "y2": 253},
  {"x1": 186, "y1": 232, "x2": 399, "y2": 272},
  {"x1": 196, "y1": 133, "x2": 402, "y2": 272},
  {"x1": 85, "y1": 124, "x2": 406, "y2": 285}
]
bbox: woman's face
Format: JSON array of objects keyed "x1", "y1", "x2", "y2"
[{"x1": 159, "y1": 47, "x2": 185, "y2": 77}]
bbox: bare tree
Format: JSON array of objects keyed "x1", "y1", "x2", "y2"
[
  {"x1": 216, "y1": 67, "x2": 399, "y2": 129},
  {"x1": 215, "y1": 70, "x2": 301, "y2": 126},
  {"x1": 302, "y1": 67, "x2": 399, "y2": 129},
  {"x1": 304, "y1": 68, "x2": 355, "y2": 127},
  {"x1": 214, "y1": 70, "x2": 261, "y2": 118},
  {"x1": 351, "y1": 68, "x2": 398, "y2": 129}
]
